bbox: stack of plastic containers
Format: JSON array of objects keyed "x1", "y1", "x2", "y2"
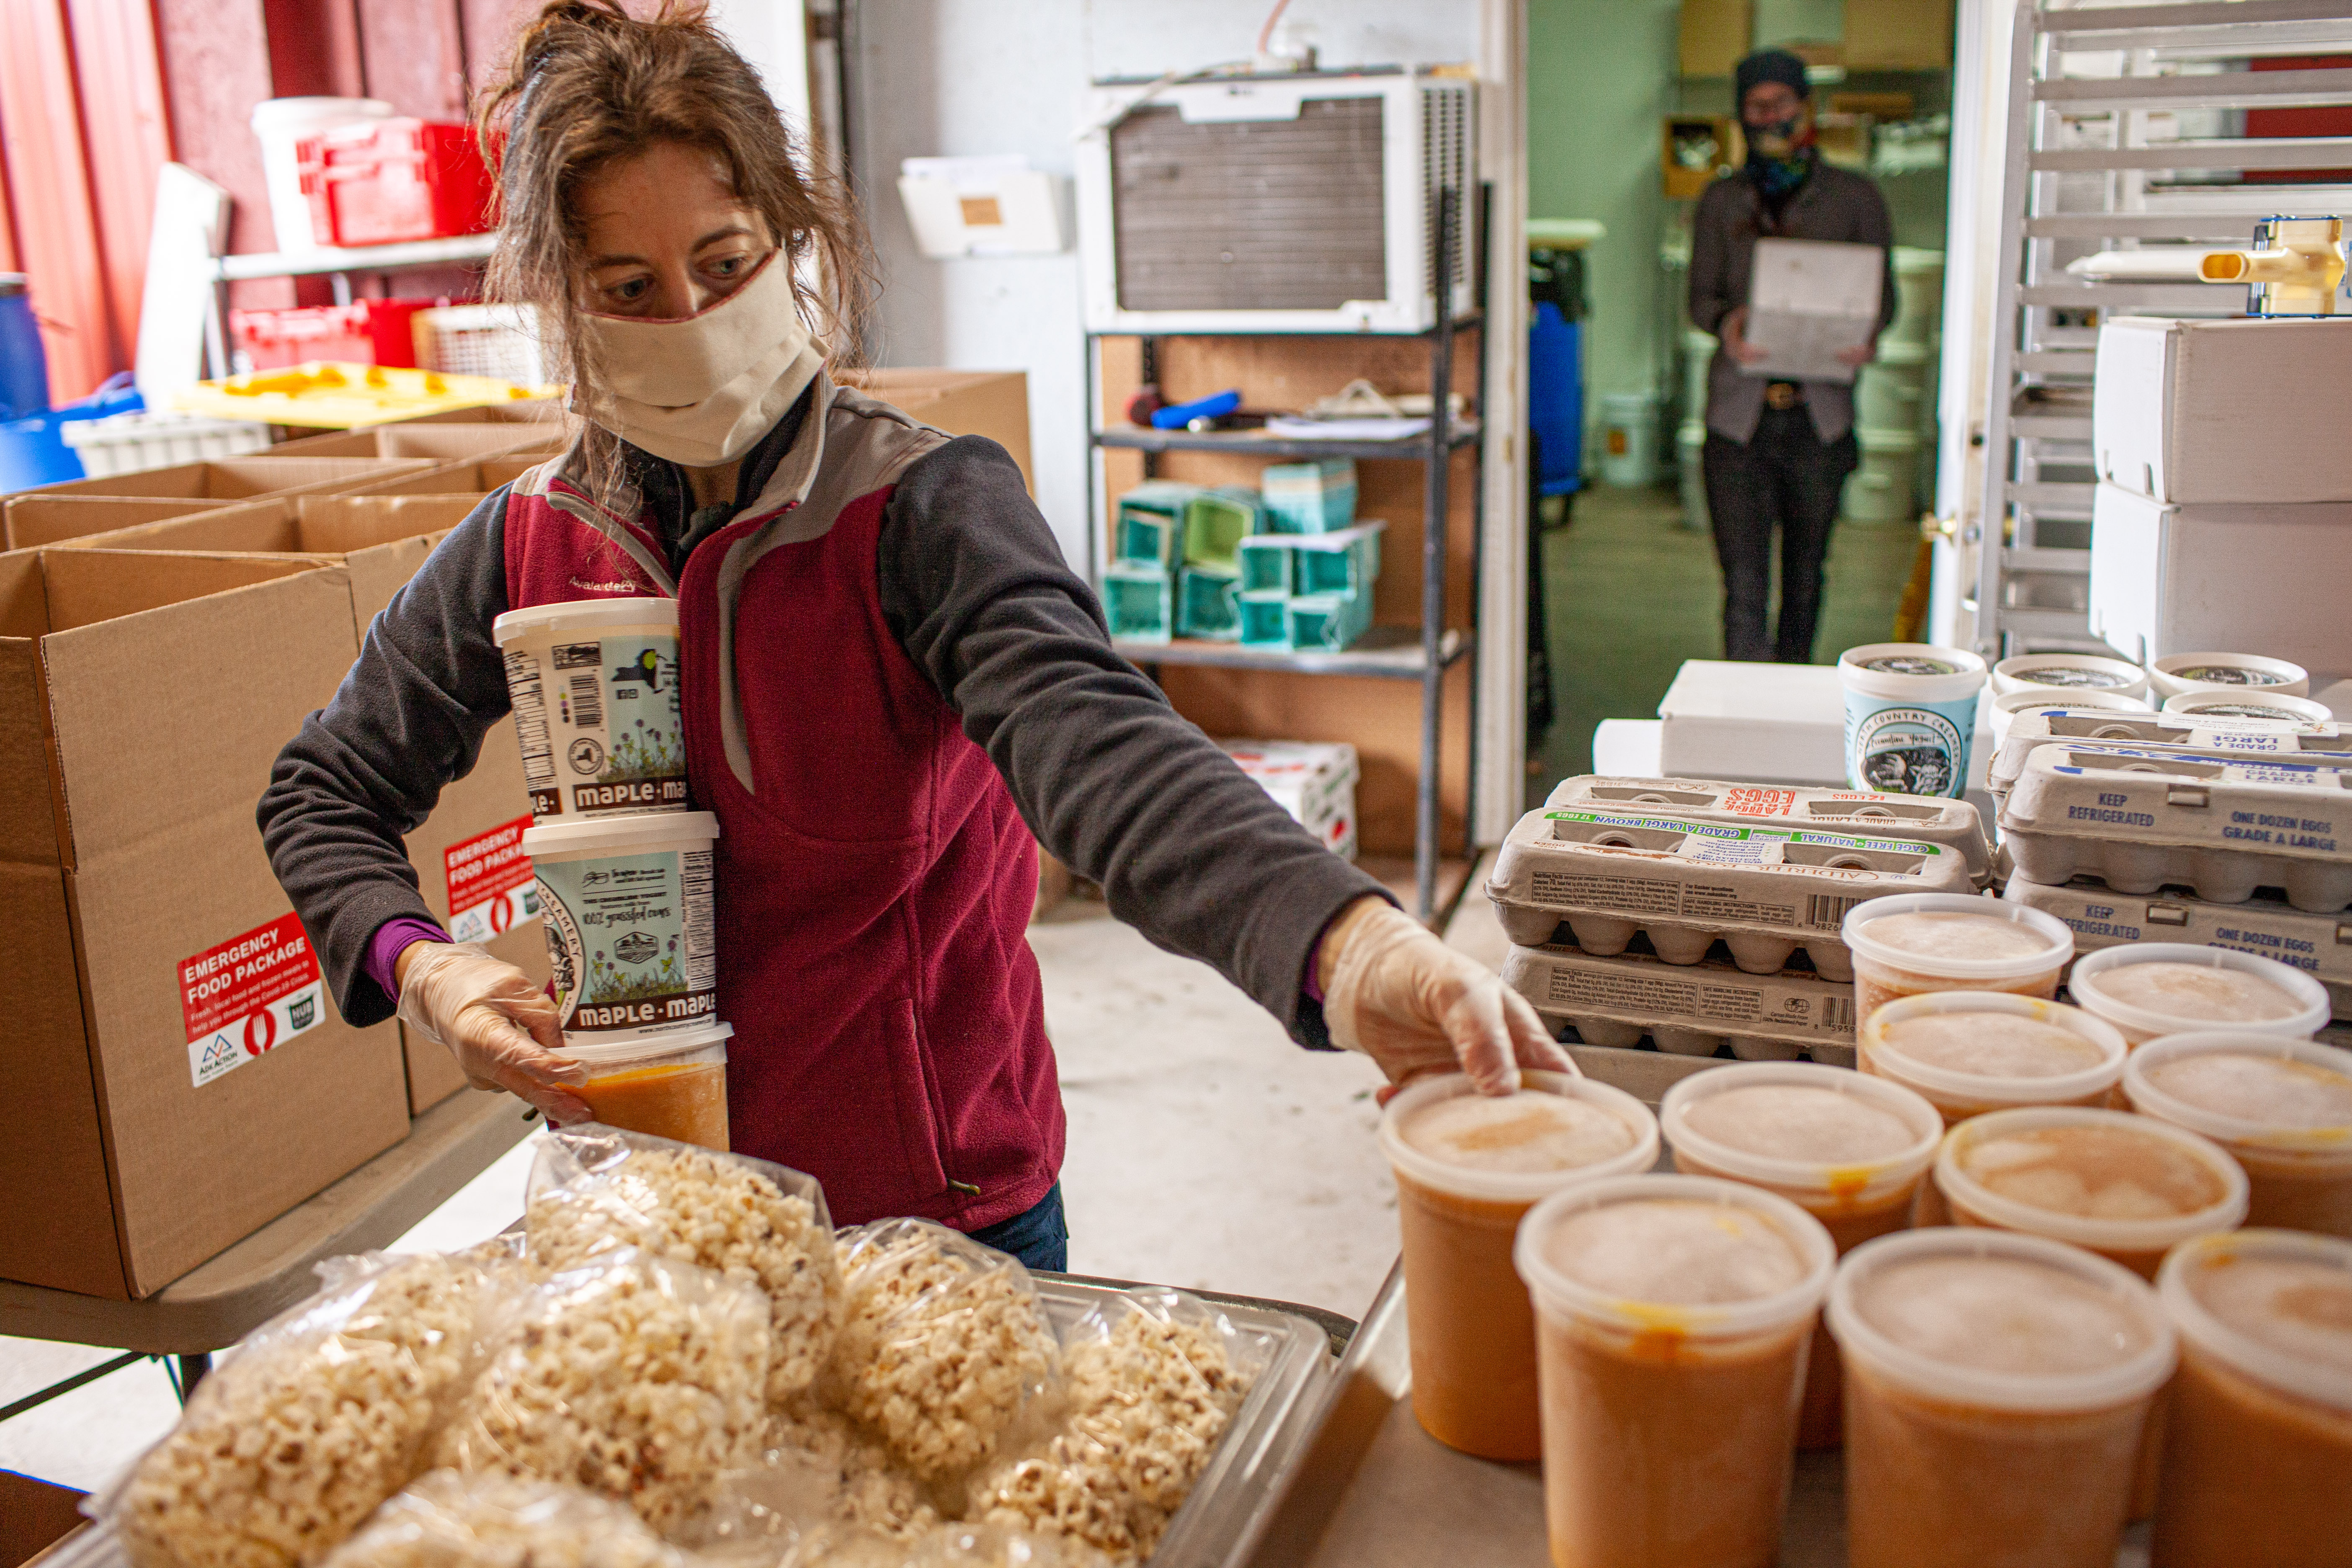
[
  {"x1": 1488, "y1": 774, "x2": 1991, "y2": 1067},
  {"x1": 492, "y1": 597, "x2": 733, "y2": 1151}
]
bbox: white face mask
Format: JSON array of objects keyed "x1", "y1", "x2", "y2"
[{"x1": 573, "y1": 252, "x2": 824, "y2": 468}]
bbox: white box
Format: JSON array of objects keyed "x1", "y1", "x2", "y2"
[
  {"x1": 2089, "y1": 481, "x2": 2352, "y2": 671},
  {"x1": 1219, "y1": 739, "x2": 1358, "y2": 860},
  {"x1": 1742, "y1": 239, "x2": 1883, "y2": 384},
  {"x1": 2094, "y1": 315, "x2": 2352, "y2": 503}
]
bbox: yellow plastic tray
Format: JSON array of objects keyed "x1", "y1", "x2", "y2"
[{"x1": 172, "y1": 361, "x2": 563, "y2": 429}]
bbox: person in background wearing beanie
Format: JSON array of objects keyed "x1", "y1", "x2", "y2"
[{"x1": 1689, "y1": 47, "x2": 1897, "y2": 664}]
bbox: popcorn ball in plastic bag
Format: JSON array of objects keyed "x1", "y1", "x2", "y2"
[
  {"x1": 526, "y1": 1126, "x2": 841, "y2": 1402},
  {"x1": 111, "y1": 1251, "x2": 506, "y2": 1568},
  {"x1": 317, "y1": 1470, "x2": 684, "y2": 1568},
  {"x1": 434, "y1": 1248, "x2": 771, "y2": 1538},
  {"x1": 825, "y1": 1220, "x2": 1060, "y2": 1483}
]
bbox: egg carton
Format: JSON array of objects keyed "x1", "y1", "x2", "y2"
[
  {"x1": 1486, "y1": 807, "x2": 1979, "y2": 979},
  {"x1": 2004, "y1": 875, "x2": 2352, "y2": 1021},
  {"x1": 1545, "y1": 774, "x2": 1993, "y2": 887},
  {"x1": 1999, "y1": 746, "x2": 2352, "y2": 912},
  {"x1": 1988, "y1": 709, "x2": 2352, "y2": 805},
  {"x1": 1500, "y1": 942, "x2": 1858, "y2": 1063}
]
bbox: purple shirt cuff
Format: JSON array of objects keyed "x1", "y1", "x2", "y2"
[{"x1": 366, "y1": 918, "x2": 452, "y2": 1002}]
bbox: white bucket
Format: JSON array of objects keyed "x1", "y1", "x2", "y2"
[
  {"x1": 1598, "y1": 391, "x2": 1661, "y2": 488},
  {"x1": 493, "y1": 598, "x2": 686, "y2": 821},
  {"x1": 523, "y1": 811, "x2": 719, "y2": 1043},
  {"x1": 1886, "y1": 246, "x2": 1945, "y2": 349},
  {"x1": 1843, "y1": 427, "x2": 1920, "y2": 524},
  {"x1": 1854, "y1": 340, "x2": 1929, "y2": 434},
  {"x1": 1837, "y1": 643, "x2": 1988, "y2": 799},
  {"x1": 1681, "y1": 329, "x2": 1717, "y2": 425},
  {"x1": 249, "y1": 97, "x2": 393, "y2": 254},
  {"x1": 1677, "y1": 419, "x2": 1710, "y2": 531}
]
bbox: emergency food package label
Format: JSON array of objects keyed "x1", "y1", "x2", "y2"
[
  {"x1": 536, "y1": 848, "x2": 717, "y2": 1033},
  {"x1": 445, "y1": 815, "x2": 538, "y2": 943},
  {"x1": 180, "y1": 912, "x2": 326, "y2": 1088},
  {"x1": 504, "y1": 634, "x2": 687, "y2": 819}
]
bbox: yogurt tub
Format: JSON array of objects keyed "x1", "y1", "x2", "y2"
[
  {"x1": 1993, "y1": 652, "x2": 2149, "y2": 700},
  {"x1": 2163, "y1": 688, "x2": 2337, "y2": 727},
  {"x1": 1842, "y1": 892, "x2": 2074, "y2": 1021},
  {"x1": 1838, "y1": 643, "x2": 1988, "y2": 800},
  {"x1": 2068, "y1": 943, "x2": 2330, "y2": 1047},
  {"x1": 1661, "y1": 1063, "x2": 1944, "y2": 1448},
  {"x1": 523, "y1": 811, "x2": 718, "y2": 1044},
  {"x1": 2123, "y1": 1032, "x2": 2352, "y2": 1237},
  {"x1": 1379, "y1": 1072, "x2": 1658, "y2": 1461},
  {"x1": 1858, "y1": 991, "x2": 2128, "y2": 1124},
  {"x1": 2148, "y1": 652, "x2": 2309, "y2": 702},
  {"x1": 2150, "y1": 1230, "x2": 2352, "y2": 1568},
  {"x1": 1829, "y1": 1228, "x2": 2177, "y2": 1568},
  {"x1": 1514, "y1": 1174, "x2": 1834, "y2": 1568},
  {"x1": 492, "y1": 597, "x2": 686, "y2": 821},
  {"x1": 561, "y1": 1021, "x2": 732, "y2": 1152}
]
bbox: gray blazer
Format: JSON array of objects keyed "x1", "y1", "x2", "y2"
[{"x1": 1689, "y1": 163, "x2": 1899, "y2": 445}]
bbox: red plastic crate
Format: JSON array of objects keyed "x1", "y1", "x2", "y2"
[
  {"x1": 296, "y1": 119, "x2": 495, "y2": 248},
  {"x1": 228, "y1": 299, "x2": 439, "y2": 370}
]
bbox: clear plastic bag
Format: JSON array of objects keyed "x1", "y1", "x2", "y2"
[
  {"x1": 781, "y1": 1523, "x2": 1094, "y2": 1568},
  {"x1": 432, "y1": 1247, "x2": 772, "y2": 1540},
  {"x1": 105, "y1": 1251, "x2": 505, "y2": 1568},
  {"x1": 966, "y1": 1289, "x2": 1266, "y2": 1565},
  {"x1": 824, "y1": 1220, "x2": 1060, "y2": 1484},
  {"x1": 525, "y1": 1125, "x2": 841, "y2": 1403},
  {"x1": 316, "y1": 1470, "x2": 685, "y2": 1568}
]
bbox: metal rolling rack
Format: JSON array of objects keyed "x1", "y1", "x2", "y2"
[
  {"x1": 1973, "y1": 0, "x2": 2352, "y2": 659},
  {"x1": 1083, "y1": 192, "x2": 1485, "y2": 923},
  {"x1": 201, "y1": 232, "x2": 498, "y2": 377}
]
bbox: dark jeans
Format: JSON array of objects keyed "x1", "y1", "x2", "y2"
[
  {"x1": 1702, "y1": 408, "x2": 1860, "y2": 663},
  {"x1": 968, "y1": 1180, "x2": 1068, "y2": 1272}
]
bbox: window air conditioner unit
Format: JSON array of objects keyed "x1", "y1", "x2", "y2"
[{"x1": 1077, "y1": 70, "x2": 1477, "y2": 335}]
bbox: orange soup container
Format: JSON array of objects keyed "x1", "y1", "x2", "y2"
[
  {"x1": 2124, "y1": 1032, "x2": 2352, "y2": 1238},
  {"x1": 1661, "y1": 1062, "x2": 1942, "y2": 1448},
  {"x1": 1515, "y1": 1173, "x2": 1834, "y2": 1568},
  {"x1": 1828, "y1": 1228, "x2": 2177, "y2": 1568},
  {"x1": 1379, "y1": 1070, "x2": 1658, "y2": 1461},
  {"x1": 2152, "y1": 1229, "x2": 2352, "y2": 1568},
  {"x1": 2067, "y1": 944, "x2": 2330, "y2": 1048},
  {"x1": 1841, "y1": 892, "x2": 2073, "y2": 1021},
  {"x1": 1859, "y1": 991, "x2": 2128, "y2": 1125},
  {"x1": 559, "y1": 1021, "x2": 732, "y2": 1151}
]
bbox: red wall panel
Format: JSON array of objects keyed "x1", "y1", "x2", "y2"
[
  {"x1": 67, "y1": 0, "x2": 174, "y2": 376},
  {"x1": 358, "y1": 0, "x2": 467, "y2": 121},
  {"x1": 152, "y1": 0, "x2": 290, "y2": 305},
  {"x1": 0, "y1": 0, "x2": 113, "y2": 401}
]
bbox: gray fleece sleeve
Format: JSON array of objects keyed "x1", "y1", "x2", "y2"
[
  {"x1": 258, "y1": 488, "x2": 514, "y2": 1027},
  {"x1": 878, "y1": 435, "x2": 1390, "y2": 1048}
]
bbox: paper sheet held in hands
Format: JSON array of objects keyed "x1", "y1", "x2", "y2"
[{"x1": 1739, "y1": 238, "x2": 1884, "y2": 385}]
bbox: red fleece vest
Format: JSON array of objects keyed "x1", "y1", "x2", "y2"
[{"x1": 500, "y1": 402, "x2": 1061, "y2": 1231}]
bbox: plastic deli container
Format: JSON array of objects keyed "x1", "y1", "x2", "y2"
[
  {"x1": 1378, "y1": 1071, "x2": 1658, "y2": 1461},
  {"x1": 2124, "y1": 1033, "x2": 2352, "y2": 1237},
  {"x1": 1936, "y1": 1106, "x2": 2249, "y2": 1281},
  {"x1": 561, "y1": 1021, "x2": 732, "y2": 1151},
  {"x1": 1661, "y1": 1063, "x2": 1942, "y2": 1448},
  {"x1": 1836, "y1": 643, "x2": 1988, "y2": 799},
  {"x1": 2003, "y1": 877, "x2": 2352, "y2": 1023},
  {"x1": 524, "y1": 811, "x2": 718, "y2": 1043},
  {"x1": 1842, "y1": 893, "x2": 2074, "y2": 1022},
  {"x1": 2068, "y1": 943, "x2": 2330, "y2": 1047},
  {"x1": 1858, "y1": 992, "x2": 2128, "y2": 1124},
  {"x1": 1515, "y1": 1174, "x2": 1834, "y2": 1568},
  {"x1": 2147, "y1": 652, "x2": 2310, "y2": 702},
  {"x1": 1993, "y1": 652, "x2": 2149, "y2": 700},
  {"x1": 2163, "y1": 689, "x2": 2337, "y2": 727},
  {"x1": 2150, "y1": 1230, "x2": 2352, "y2": 1568},
  {"x1": 493, "y1": 598, "x2": 686, "y2": 822},
  {"x1": 1829, "y1": 1228, "x2": 2177, "y2": 1568}
]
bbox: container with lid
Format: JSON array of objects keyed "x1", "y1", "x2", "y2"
[
  {"x1": 561, "y1": 1021, "x2": 732, "y2": 1151},
  {"x1": 2003, "y1": 877, "x2": 2352, "y2": 1023},
  {"x1": 1829, "y1": 1227, "x2": 2177, "y2": 1568},
  {"x1": 2150, "y1": 1229, "x2": 2352, "y2": 1568},
  {"x1": 1837, "y1": 643, "x2": 1989, "y2": 800},
  {"x1": 2124, "y1": 1032, "x2": 2352, "y2": 1237},
  {"x1": 1378, "y1": 1070, "x2": 1656, "y2": 1461},
  {"x1": 1515, "y1": 1174, "x2": 1834, "y2": 1568},
  {"x1": 2068, "y1": 943, "x2": 2330, "y2": 1047},
  {"x1": 2148, "y1": 651, "x2": 2309, "y2": 702},
  {"x1": 1859, "y1": 991, "x2": 2128, "y2": 1124},
  {"x1": 1842, "y1": 892, "x2": 2074, "y2": 1022},
  {"x1": 2163, "y1": 688, "x2": 2336, "y2": 727},
  {"x1": 493, "y1": 598, "x2": 686, "y2": 822},
  {"x1": 1988, "y1": 686, "x2": 2151, "y2": 747},
  {"x1": 524, "y1": 811, "x2": 718, "y2": 1044},
  {"x1": 1993, "y1": 652, "x2": 2149, "y2": 700}
]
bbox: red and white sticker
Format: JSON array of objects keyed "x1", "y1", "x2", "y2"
[
  {"x1": 445, "y1": 815, "x2": 537, "y2": 943},
  {"x1": 1718, "y1": 787, "x2": 1799, "y2": 817},
  {"x1": 181, "y1": 913, "x2": 325, "y2": 1088}
]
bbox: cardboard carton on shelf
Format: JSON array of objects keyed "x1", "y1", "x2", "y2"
[
  {"x1": 1678, "y1": 0, "x2": 1753, "y2": 77},
  {"x1": 12, "y1": 456, "x2": 441, "y2": 505},
  {"x1": 269, "y1": 421, "x2": 564, "y2": 462},
  {"x1": 2094, "y1": 315, "x2": 2352, "y2": 505},
  {"x1": 1844, "y1": 0, "x2": 1955, "y2": 69},
  {"x1": 0, "y1": 550, "x2": 411, "y2": 1298}
]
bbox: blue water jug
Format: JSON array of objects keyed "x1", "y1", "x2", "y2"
[{"x1": 0, "y1": 274, "x2": 48, "y2": 422}]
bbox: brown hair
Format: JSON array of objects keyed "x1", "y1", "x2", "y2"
[{"x1": 475, "y1": 0, "x2": 871, "y2": 499}]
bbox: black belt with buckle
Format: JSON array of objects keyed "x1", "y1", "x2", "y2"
[{"x1": 1764, "y1": 382, "x2": 1804, "y2": 410}]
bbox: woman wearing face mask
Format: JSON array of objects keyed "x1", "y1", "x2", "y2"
[
  {"x1": 1688, "y1": 47, "x2": 1898, "y2": 666},
  {"x1": 257, "y1": 0, "x2": 1567, "y2": 1272}
]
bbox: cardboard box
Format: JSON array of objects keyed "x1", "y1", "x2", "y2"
[
  {"x1": 2088, "y1": 481, "x2": 2352, "y2": 673},
  {"x1": 1679, "y1": 0, "x2": 1753, "y2": 77},
  {"x1": 1663, "y1": 115, "x2": 1738, "y2": 200},
  {"x1": 837, "y1": 369, "x2": 1033, "y2": 495},
  {"x1": 2095, "y1": 316, "x2": 2352, "y2": 504},
  {"x1": 0, "y1": 549, "x2": 411, "y2": 1297},
  {"x1": 353, "y1": 456, "x2": 547, "y2": 497},
  {"x1": 3, "y1": 497, "x2": 220, "y2": 550},
  {"x1": 1743, "y1": 239, "x2": 1883, "y2": 384},
  {"x1": 268, "y1": 422, "x2": 563, "y2": 461},
  {"x1": 16, "y1": 456, "x2": 439, "y2": 504},
  {"x1": 1218, "y1": 738, "x2": 1360, "y2": 860},
  {"x1": 1844, "y1": 0, "x2": 1955, "y2": 70}
]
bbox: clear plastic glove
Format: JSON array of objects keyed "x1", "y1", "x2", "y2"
[
  {"x1": 1318, "y1": 897, "x2": 1576, "y2": 1099},
  {"x1": 394, "y1": 940, "x2": 591, "y2": 1123}
]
